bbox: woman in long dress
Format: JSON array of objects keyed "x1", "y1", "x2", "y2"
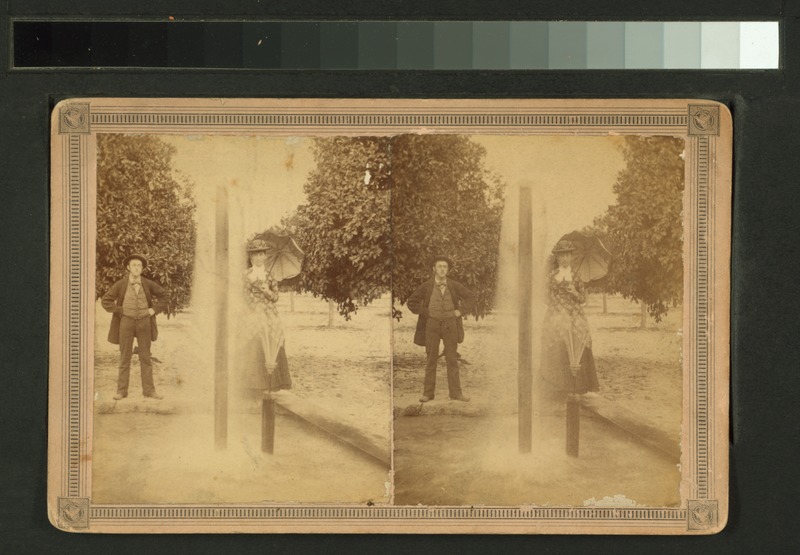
[
  {"x1": 240, "y1": 238, "x2": 292, "y2": 397},
  {"x1": 540, "y1": 239, "x2": 600, "y2": 395}
]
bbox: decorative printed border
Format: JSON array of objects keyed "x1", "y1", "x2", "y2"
[
  {"x1": 64, "y1": 134, "x2": 86, "y2": 500},
  {"x1": 89, "y1": 112, "x2": 688, "y2": 128},
  {"x1": 88, "y1": 505, "x2": 688, "y2": 521},
  {"x1": 49, "y1": 99, "x2": 729, "y2": 534},
  {"x1": 696, "y1": 134, "x2": 711, "y2": 499}
]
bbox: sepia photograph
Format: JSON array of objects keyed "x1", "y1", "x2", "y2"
[
  {"x1": 391, "y1": 134, "x2": 684, "y2": 507},
  {"x1": 91, "y1": 133, "x2": 392, "y2": 505},
  {"x1": 48, "y1": 98, "x2": 730, "y2": 533}
]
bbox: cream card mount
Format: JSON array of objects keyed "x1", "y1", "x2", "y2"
[{"x1": 49, "y1": 98, "x2": 730, "y2": 534}]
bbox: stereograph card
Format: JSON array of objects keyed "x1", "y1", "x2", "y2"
[{"x1": 48, "y1": 98, "x2": 730, "y2": 534}]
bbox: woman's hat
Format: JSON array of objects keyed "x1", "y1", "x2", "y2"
[
  {"x1": 551, "y1": 240, "x2": 576, "y2": 254},
  {"x1": 123, "y1": 253, "x2": 148, "y2": 268},
  {"x1": 247, "y1": 238, "x2": 270, "y2": 252}
]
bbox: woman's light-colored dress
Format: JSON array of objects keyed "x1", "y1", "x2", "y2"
[
  {"x1": 540, "y1": 268, "x2": 600, "y2": 394},
  {"x1": 240, "y1": 266, "x2": 291, "y2": 393}
]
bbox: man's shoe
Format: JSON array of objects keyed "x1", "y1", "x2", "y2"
[
  {"x1": 419, "y1": 396, "x2": 433, "y2": 403},
  {"x1": 113, "y1": 393, "x2": 127, "y2": 401},
  {"x1": 450, "y1": 394, "x2": 470, "y2": 402},
  {"x1": 144, "y1": 392, "x2": 164, "y2": 400}
]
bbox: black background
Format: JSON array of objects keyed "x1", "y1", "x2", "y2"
[{"x1": 1, "y1": 1, "x2": 797, "y2": 553}]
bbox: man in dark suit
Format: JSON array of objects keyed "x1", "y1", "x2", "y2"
[
  {"x1": 101, "y1": 254, "x2": 170, "y2": 400},
  {"x1": 407, "y1": 256, "x2": 476, "y2": 403}
]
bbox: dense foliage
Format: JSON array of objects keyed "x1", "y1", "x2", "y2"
[
  {"x1": 96, "y1": 135, "x2": 197, "y2": 315},
  {"x1": 391, "y1": 135, "x2": 505, "y2": 319},
  {"x1": 596, "y1": 136, "x2": 685, "y2": 325},
  {"x1": 287, "y1": 135, "x2": 504, "y2": 320}
]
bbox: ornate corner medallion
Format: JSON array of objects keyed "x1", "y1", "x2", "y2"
[
  {"x1": 58, "y1": 497, "x2": 90, "y2": 529},
  {"x1": 59, "y1": 103, "x2": 91, "y2": 134},
  {"x1": 687, "y1": 499, "x2": 718, "y2": 531},
  {"x1": 688, "y1": 104, "x2": 721, "y2": 136}
]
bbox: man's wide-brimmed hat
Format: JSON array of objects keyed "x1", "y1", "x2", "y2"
[
  {"x1": 551, "y1": 240, "x2": 576, "y2": 254},
  {"x1": 431, "y1": 255, "x2": 454, "y2": 268},
  {"x1": 124, "y1": 253, "x2": 148, "y2": 268},
  {"x1": 247, "y1": 238, "x2": 270, "y2": 252}
]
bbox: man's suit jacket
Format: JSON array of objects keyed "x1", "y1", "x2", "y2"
[
  {"x1": 101, "y1": 276, "x2": 169, "y2": 344},
  {"x1": 407, "y1": 278, "x2": 476, "y2": 347}
]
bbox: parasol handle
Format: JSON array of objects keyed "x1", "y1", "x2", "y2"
[
  {"x1": 566, "y1": 328, "x2": 575, "y2": 365},
  {"x1": 260, "y1": 334, "x2": 274, "y2": 400},
  {"x1": 565, "y1": 323, "x2": 590, "y2": 369}
]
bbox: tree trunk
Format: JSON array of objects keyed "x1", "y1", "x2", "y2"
[
  {"x1": 328, "y1": 300, "x2": 335, "y2": 327},
  {"x1": 602, "y1": 293, "x2": 608, "y2": 314},
  {"x1": 289, "y1": 291, "x2": 295, "y2": 312},
  {"x1": 640, "y1": 301, "x2": 647, "y2": 329}
]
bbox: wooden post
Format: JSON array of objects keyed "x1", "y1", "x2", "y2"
[
  {"x1": 518, "y1": 187, "x2": 533, "y2": 454},
  {"x1": 214, "y1": 185, "x2": 229, "y2": 450},
  {"x1": 566, "y1": 393, "x2": 580, "y2": 457},
  {"x1": 262, "y1": 394, "x2": 275, "y2": 454}
]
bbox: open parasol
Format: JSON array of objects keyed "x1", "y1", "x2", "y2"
[
  {"x1": 558, "y1": 230, "x2": 612, "y2": 284},
  {"x1": 248, "y1": 230, "x2": 305, "y2": 282}
]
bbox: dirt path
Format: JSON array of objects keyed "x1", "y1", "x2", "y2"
[
  {"x1": 92, "y1": 291, "x2": 681, "y2": 506},
  {"x1": 394, "y1": 414, "x2": 680, "y2": 507},
  {"x1": 588, "y1": 294, "x2": 682, "y2": 437},
  {"x1": 281, "y1": 295, "x2": 391, "y2": 445},
  {"x1": 391, "y1": 294, "x2": 683, "y2": 506},
  {"x1": 93, "y1": 412, "x2": 389, "y2": 504},
  {"x1": 393, "y1": 294, "x2": 682, "y2": 436},
  {"x1": 92, "y1": 294, "x2": 391, "y2": 504}
]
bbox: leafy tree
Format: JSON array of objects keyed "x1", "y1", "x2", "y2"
[
  {"x1": 287, "y1": 135, "x2": 504, "y2": 320},
  {"x1": 391, "y1": 135, "x2": 504, "y2": 319},
  {"x1": 96, "y1": 134, "x2": 197, "y2": 315},
  {"x1": 289, "y1": 137, "x2": 392, "y2": 319},
  {"x1": 597, "y1": 136, "x2": 685, "y2": 328}
]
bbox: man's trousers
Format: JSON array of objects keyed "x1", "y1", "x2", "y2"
[
  {"x1": 117, "y1": 315, "x2": 156, "y2": 396},
  {"x1": 423, "y1": 317, "x2": 463, "y2": 399}
]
